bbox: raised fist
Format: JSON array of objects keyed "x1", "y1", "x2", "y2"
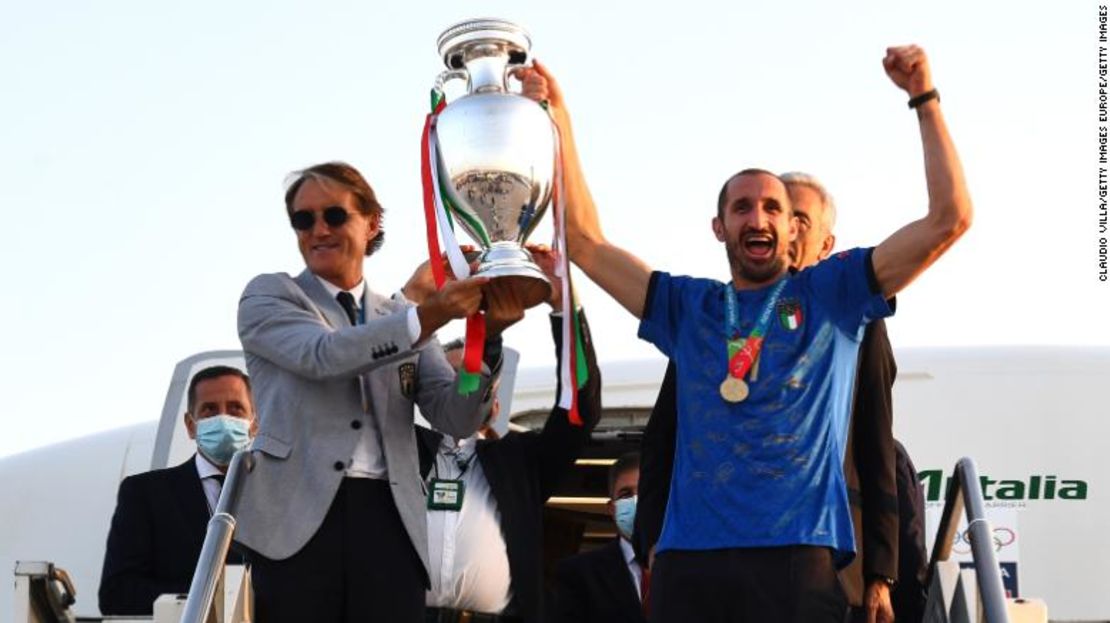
[{"x1": 883, "y1": 45, "x2": 933, "y2": 98}]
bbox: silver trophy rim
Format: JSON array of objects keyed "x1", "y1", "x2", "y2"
[{"x1": 436, "y1": 18, "x2": 532, "y2": 65}]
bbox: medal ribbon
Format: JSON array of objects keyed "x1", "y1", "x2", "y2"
[
  {"x1": 724, "y1": 279, "x2": 788, "y2": 381},
  {"x1": 422, "y1": 88, "x2": 483, "y2": 395}
]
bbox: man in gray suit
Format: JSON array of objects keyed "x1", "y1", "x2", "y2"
[{"x1": 236, "y1": 161, "x2": 516, "y2": 622}]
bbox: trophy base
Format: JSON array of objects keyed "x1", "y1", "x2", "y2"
[{"x1": 476, "y1": 242, "x2": 553, "y2": 310}]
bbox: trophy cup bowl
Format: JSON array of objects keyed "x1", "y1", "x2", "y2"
[{"x1": 433, "y1": 18, "x2": 555, "y2": 310}]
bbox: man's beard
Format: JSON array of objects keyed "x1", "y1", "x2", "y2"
[{"x1": 727, "y1": 238, "x2": 789, "y2": 284}]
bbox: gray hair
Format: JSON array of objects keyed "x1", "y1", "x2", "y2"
[{"x1": 780, "y1": 171, "x2": 837, "y2": 233}]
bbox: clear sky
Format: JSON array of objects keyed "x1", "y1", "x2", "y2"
[{"x1": 0, "y1": 0, "x2": 1101, "y2": 458}]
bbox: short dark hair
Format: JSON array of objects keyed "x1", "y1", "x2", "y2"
[
  {"x1": 284, "y1": 161, "x2": 385, "y2": 256},
  {"x1": 608, "y1": 451, "x2": 641, "y2": 498},
  {"x1": 716, "y1": 168, "x2": 786, "y2": 220},
  {"x1": 186, "y1": 366, "x2": 252, "y2": 414}
]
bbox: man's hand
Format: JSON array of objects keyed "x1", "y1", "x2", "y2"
[
  {"x1": 512, "y1": 60, "x2": 654, "y2": 320},
  {"x1": 863, "y1": 579, "x2": 895, "y2": 623},
  {"x1": 883, "y1": 45, "x2": 933, "y2": 98},
  {"x1": 527, "y1": 243, "x2": 564, "y2": 310},
  {"x1": 416, "y1": 276, "x2": 489, "y2": 342},
  {"x1": 402, "y1": 246, "x2": 478, "y2": 305},
  {"x1": 402, "y1": 258, "x2": 438, "y2": 306},
  {"x1": 483, "y1": 278, "x2": 526, "y2": 336},
  {"x1": 512, "y1": 60, "x2": 568, "y2": 122},
  {"x1": 872, "y1": 43, "x2": 971, "y2": 298}
]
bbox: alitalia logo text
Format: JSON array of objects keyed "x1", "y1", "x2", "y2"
[{"x1": 918, "y1": 470, "x2": 1089, "y2": 502}]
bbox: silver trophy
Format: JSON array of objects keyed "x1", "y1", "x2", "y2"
[{"x1": 433, "y1": 18, "x2": 555, "y2": 309}]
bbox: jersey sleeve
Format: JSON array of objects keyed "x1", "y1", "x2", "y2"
[
  {"x1": 637, "y1": 271, "x2": 688, "y2": 358},
  {"x1": 805, "y1": 247, "x2": 895, "y2": 336}
]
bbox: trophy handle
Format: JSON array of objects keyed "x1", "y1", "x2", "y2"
[
  {"x1": 434, "y1": 69, "x2": 470, "y2": 101},
  {"x1": 503, "y1": 62, "x2": 527, "y2": 94}
]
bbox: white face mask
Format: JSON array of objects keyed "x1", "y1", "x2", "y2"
[
  {"x1": 194, "y1": 414, "x2": 251, "y2": 466},
  {"x1": 614, "y1": 495, "x2": 638, "y2": 540}
]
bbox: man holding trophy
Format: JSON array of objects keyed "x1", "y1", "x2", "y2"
[
  {"x1": 517, "y1": 44, "x2": 971, "y2": 622},
  {"x1": 234, "y1": 160, "x2": 517, "y2": 623},
  {"x1": 233, "y1": 19, "x2": 582, "y2": 623}
]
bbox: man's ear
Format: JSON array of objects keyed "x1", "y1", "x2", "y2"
[
  {"x1": 819, "y1": 233, "x2": 837, "y2": 260},
  {"x1": 249, "y1": 413, "x2": 259, "y2": 437},
  {"x1": 712, "y1": 216, "x2": 726, "y2": 242},
  {"x1": 183, "y1": 412, "x2": 197, "y2": 440},
  {"x1": 366, "y1": 213, "x2": 381, "y2": 245},
  {"x1": 606, "y1": 499, "x2": 616, "y2": 519}
]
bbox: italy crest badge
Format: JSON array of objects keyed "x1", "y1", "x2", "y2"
[{"x1": 777, "y1": 301, "x2": 803, "y2": 331}]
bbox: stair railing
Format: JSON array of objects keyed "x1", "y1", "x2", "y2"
[
  {"x1": 926, "y1": 456, "x2": 1010, "y2": 623},
  {"x1": 180, "y1": 450, "x2": 254, "y2": 623}
]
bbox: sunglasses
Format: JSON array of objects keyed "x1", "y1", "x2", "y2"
[{"x1": 289, "y1": 206, "x2": 354, "y2": 231}]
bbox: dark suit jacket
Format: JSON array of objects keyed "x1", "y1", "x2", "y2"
[
  {"x1": 98, "y1": 457, "x2": 209, "y2": 616},
  {"x1": 893, "y1": 440, "x2": 928, "y2": 623},
  {"x1": 552, "y1": 540, "x2": 646, "y2": 623},
  {"x1": 417, "y1": 311, "x2": 601, "y2": 623},
  {"x1": 634, "y1": 320, "x2": 899, "y2": 606}
]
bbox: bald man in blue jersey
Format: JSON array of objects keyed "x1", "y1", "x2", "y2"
[{"x1": 518, "y1": 45, "x2": 970, "y2": 623}]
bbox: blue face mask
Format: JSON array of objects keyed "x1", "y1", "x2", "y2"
[
  {"x1": 194, "y1": 415, "x2": 252, "y2": 466},
  {"x1": 613, "y1": 495, "x2": 638, "y2": 540}
]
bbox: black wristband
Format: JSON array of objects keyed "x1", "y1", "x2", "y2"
[
  {"x1": 869, "y1": 574, "x2": 897, "y2": 588},
  {"x1": 908, "y1": 89, "x2": 939, "y2": 109}
]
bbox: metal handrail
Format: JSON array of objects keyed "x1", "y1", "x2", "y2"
[
  {"x1": 927, "y1": 457, "x2": 1010, "y2": 623},
  {"x1": 181, "y1": 450, "x2": 255, "y2": 623}
]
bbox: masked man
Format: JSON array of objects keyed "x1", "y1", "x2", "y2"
[
  {"x1": 99, "y1": 365, "x2": 256, "y2": 616},
  {"x1": 553, "y1": 452, "x2": 648, "y2": 623}
]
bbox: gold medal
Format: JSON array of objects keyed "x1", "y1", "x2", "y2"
[{"x1": 719, "y1": 377, "x2": 749, "y2": 403}]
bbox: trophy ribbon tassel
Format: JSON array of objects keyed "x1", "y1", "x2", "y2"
[
  {"x1": 551, "y1": 120, "x2": 588, "y2": 425},
  {"x1": 422, "y1": 89, "x2": 485, "y2": 395}
]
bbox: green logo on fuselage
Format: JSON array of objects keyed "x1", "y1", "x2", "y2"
[{"x1": 918, "y1": 470, "x2": 1089, "y2": 502}]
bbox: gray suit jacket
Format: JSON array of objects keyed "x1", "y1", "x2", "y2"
[{"x1": 234, "y1": 269, "x2": 494, "y2": 577}]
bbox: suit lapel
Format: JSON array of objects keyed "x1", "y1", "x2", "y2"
[
  {"x1": 475, "y1": 440, "x2": 497, "y2": 489},
  {"x1": 363, "y1": 287, "x2": 392, "y2": 321},
  {"x1": 602, "y1": 540, "x2": 643, "y2": 620},
  {"x1": 294, "y1": 270, "x2": 349, "y2": 329},
  {"x1": 171, "y1": 457, "x2": 212, "y2": 541},
  {"x1": 296, "y1": 270, "x2": 374, "y2": 413},
  {"x1": 415, "y1": 426, "x2": 442, "y2": 479}
]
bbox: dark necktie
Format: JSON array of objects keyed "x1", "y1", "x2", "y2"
[
  {"x1": 207, "y1": 474, "x2": 225, "y2": 514},
  {"x1": 641, "y1": 565, "x2": 651, "y2": 617},
  {"x1": 336, "y1": 291, "x2": 358, "y2": 325}
]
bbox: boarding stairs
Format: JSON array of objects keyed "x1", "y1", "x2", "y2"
[
  {"x1": 14, "y1": 451, "x2": 253, "y2": 623},
  {"x1": 15, "y1": 455, "x2": 1052, "y2": 622}
]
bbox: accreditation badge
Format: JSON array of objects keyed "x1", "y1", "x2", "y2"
[{"x1": 427, "y1": 478, "x2": 465, "y2": 511}]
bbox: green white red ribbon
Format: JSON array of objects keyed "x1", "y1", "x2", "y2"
[
  {"x1": 422, "y1": 89, "x2": 483, "y2": 395},
  {"x1": 550, "y1": 116, "x2": 588, "y2": 425},
  {"x1": 421, "y1": 85, "x2": 590, "y2": 413}
]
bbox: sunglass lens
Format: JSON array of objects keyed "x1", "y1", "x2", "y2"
[
  {"x1": 323, "y1": 206, "x2": 350, "y2": 228},
  {"x1": 290, "y1": 211, "x2": 314, "y2": 231}
]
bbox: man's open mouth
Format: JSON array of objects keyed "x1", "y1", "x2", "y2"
[{"x1": 741, "y1": 232, "x2": 775, "y2": 261}]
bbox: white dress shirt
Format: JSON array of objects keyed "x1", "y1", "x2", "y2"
[
  {"x1": 425, "y1": 435, "x2": 512, "y2": 613},
  {"x1": 620, "y1": 537, "x2": 643, "y2": 600},
  {"x1": 194, "y1": 453, "x2": 224, "y2": 513},
  {"x1": 315, "y1": 276, "x2": 422, "y2": 479}
]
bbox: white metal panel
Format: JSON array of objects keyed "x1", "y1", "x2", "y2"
[{"x1": 0, "y1": 423, "x2": 156, "y2": 618}]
